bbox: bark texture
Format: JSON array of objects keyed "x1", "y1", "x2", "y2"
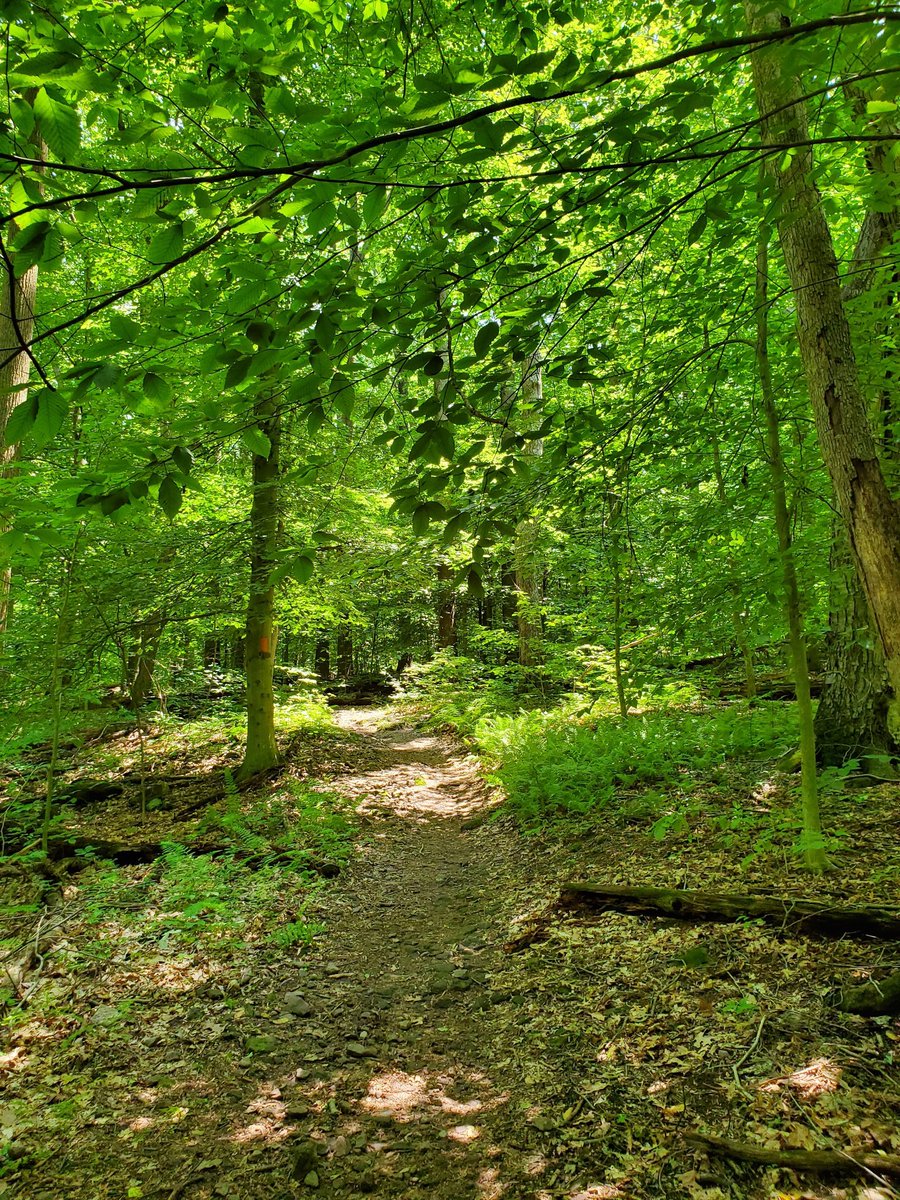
[
  {"x1": 558, "y1": 882, "x2": 900, "y2": 938},
  {"x1": 239, "y1": 399, "x2": 281, "y2": 779},
  {"x1": 0, "y1": 223, "x2": 40, "y2": 635},
  {"x1": 745, "y1": 4, "x2": 900, "y2": 741},
  {"x1": 514, "y1": 357, "x2": 544, "y2": 668}
]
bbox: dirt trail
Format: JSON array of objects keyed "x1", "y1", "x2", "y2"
[
  {"x1": 276, "y1": 708, "x2": 545, "y2": 1199},
  {"x1": 17, "y1": 706, "x2": 894, "y2": 1200}
]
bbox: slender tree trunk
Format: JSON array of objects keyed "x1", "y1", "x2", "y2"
[
  {"x1": 238, "y1": 397, "x2": 281, "y2": 780},
  {"x1": 436, "y1": 561, "x2": 457, "y2": 649},
  {"x1": 710, "y1": 416, "x2": 757, "y2": 698},
  {"x1": 314, "y1": 636, "x2": 331, "y2": 682},
  {"x1": 336, "y1": 625, "x2": 353, "y2": 679},
  {"x1": 515, "y1": 357, "x2": 544, "y2": 668},
  {"x1": 128, "y1": 611, "x2": 166, "y2": 710},
  {"x1": 755, "y1": 217, "x2": 826, "y2": 872},
  {"x1": 745, "y1": 3, "x2": 900, "y2": 744}
]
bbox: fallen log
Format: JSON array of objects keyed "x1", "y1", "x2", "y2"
[
  {"x1": 558, "y1": 884, "x2": 900, "y2": 939},
  {"x1": 44, "y1": 834, "x2": 340, "y2": 877},
  {"x1": 832, "y1": 970, "x2": 900, "y2": 1016},
  {"x1": 686, "y1": 1131, "x2": 900, "y2": 1176}
]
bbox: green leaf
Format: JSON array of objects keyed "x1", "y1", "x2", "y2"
[
  {"x1": 31, "y1": 388, "x2": 67, "y2": 448},
  {"x1": 290, "y1": 555, "x2": 314, "y2": 583},
  {"x1": 411, "y1": 504, "x2": 433, "y2": 535},
  {"x1": 473, "y1": 320, "x2": 500, "y2": 358},
  {"x1": 363, "y1": 186, "x2": 390, "y2": 227},
  {"x1": 109, "y1": 312, "x2": 141, "y2": 340},
  {"x1": 11, "y1": 219, "x2": 51, "y2": 261},
  {"x1": 242, "y1": 426, "x2": 272, "y2": 458},
  {"x1": 158, "y1": 475, "x2": 183, "y2": 519},
  {"x1": 147, "y1": 222, "x2": 184, "y2": 264},
  {"x1": 33, "y1": 88, "x2": 81, "y2": 160},
  {"x1": 687, "y1": 211, "x2": 707, "y2": 244},
  {"x1": 3, "y1": 394, "x2": 39, "y2": 445},
  {"x1": 866, "y1": 100, "x2": 898, "y2": 115},
  {"x1": 142, "y1": 372, "x2": 172, "y2": 404}
]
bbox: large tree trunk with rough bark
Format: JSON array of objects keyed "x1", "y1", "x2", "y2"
[
  {"x1": 239, "y1": 398, "x2": 281, "y2": 780},
  {"x1": 0, "y1": 218, "x2": 41, "y2": 637},
  {"x1": 813, "y1": 85, "x2": 900, "y2": 765},
  {"x1": 745, "y1": 4, "x2": 900, "y2": 744},
  {"x1": 815, "y1": 532, "x2": 895, "y2": 766}
]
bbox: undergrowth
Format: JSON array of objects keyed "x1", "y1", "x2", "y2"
[{"x1": 405, "y1": 651, "x2": 801, "y2": 840}]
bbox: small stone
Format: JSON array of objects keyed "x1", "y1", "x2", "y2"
[
  {"x1": 292, "y1": 1141, "x2": 319, "y2": 1180},
  {"x1": 345, "y1": 1041, "x2": 375, "y2": 1058},
  {"x1": 303, "y1": 1170, "x2": 320, "y2": 1188},
  {"x1": 246, "y1": 1035, "x2": 278, "y2": 1054},
  {"x1": 451, "y1": 968, "x2": 468, "y2": 979},
  {"x1": 330, "y1": 1135, "x2": 350, "y2": 1157},
  {"x1": 284, "y1": 992, "x2": 314, "y2": 1017},
  {"x1": 285, "y1": 1103, "x2": 310, "y2": 1119},
  {"x1": 91, "y1": 1005, "x2": 121, "y2": 1027},
  {"x1": 238, "y1": 1056, "x2": 253, "y2": 1067},
  {"x1": 295, "y1": 1067, "x2": 311, "y2": 1080}
]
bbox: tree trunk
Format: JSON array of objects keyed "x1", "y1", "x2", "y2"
[
  {"x1": 814, "y1": 83, "x2": 900, "y2": 766},
  {"x1": 815, "y1": 531, "x2": 895, "y2": 767},
  {"x1": 436, "y1": 561, "x2": 457, "y2": 649},
  {"x1": 314, "y1": 635, "x2": 331, "y2": 682},
  {"x1": 514, "y1": 357, "x2": 544, "y2": 668},
  {"x1": 745, "y1": 3, "x2": 900, "y2": 743},
  {"x1": 128, "y1": 611, "x2": 166, "y2": 710},
  {"x1": 238, "y1": 397, "x2": 281, "y2": 780},
  {"x1": 0, "y1": 107, "x2": 44, "y2": 638},
  {"x1": 336, "y1": 625, "x2": 353, "y2": 679},
  {"x1": 755, "y1": 215, "x2": 825, "y2": 871},
  {"x1": 0, "y1": 250, "x2": 40, "y2": 638}
]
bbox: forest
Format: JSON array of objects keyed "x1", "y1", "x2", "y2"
[{"x1": 2, "y1": 0, "x2": 900, "y2": 1197}]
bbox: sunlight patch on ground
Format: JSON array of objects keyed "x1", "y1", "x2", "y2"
[
  {"x1": 359, "y1": 1069, "x2": 490, "y2": 1126},
  {"x1": 570, "y1": 1187, "x2": 625, "y2": 1200},
  {"x1": 447, "y1": 1122, "x2": 480, "y2": 1143},
  {"x1": 477, "y1": 1165, "x2": 504, "y2": 1197},
  {"x1": 230, "y1": 1083, "x2": 294, "y2": 1145},
  {"x1": 760, "y1": 1057, "x2": 841, "y2": 1100}
]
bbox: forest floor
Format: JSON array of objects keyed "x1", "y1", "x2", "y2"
[{"x1": 2, "y1": 703, "x2": 900, "y2": 1200}]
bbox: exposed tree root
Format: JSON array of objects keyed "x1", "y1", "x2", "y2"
[
  {"x1": 831, "y1": 970, "x2": 900, "y2": 1015},
  {"x1": 686, "y1": 1131, "x2": 900, "y2": 1176}
]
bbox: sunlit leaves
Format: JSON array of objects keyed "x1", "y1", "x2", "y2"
[
  {"x1": 242, "y1": 426, "x2": 273, "y2": 458},
  {"x1": 147, "y1": 222, "x2": 185, "y2": 265},
  {"x1": 33, "y1": 88, "x2": 81, "y2": 159},
  {"x1": 142, "y1": 373, "x2": 173, "y2": 405}
]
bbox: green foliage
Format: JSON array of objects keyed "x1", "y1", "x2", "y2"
[{"x1": 472, "y1": 702, "x2": 797, "y2": 827}]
